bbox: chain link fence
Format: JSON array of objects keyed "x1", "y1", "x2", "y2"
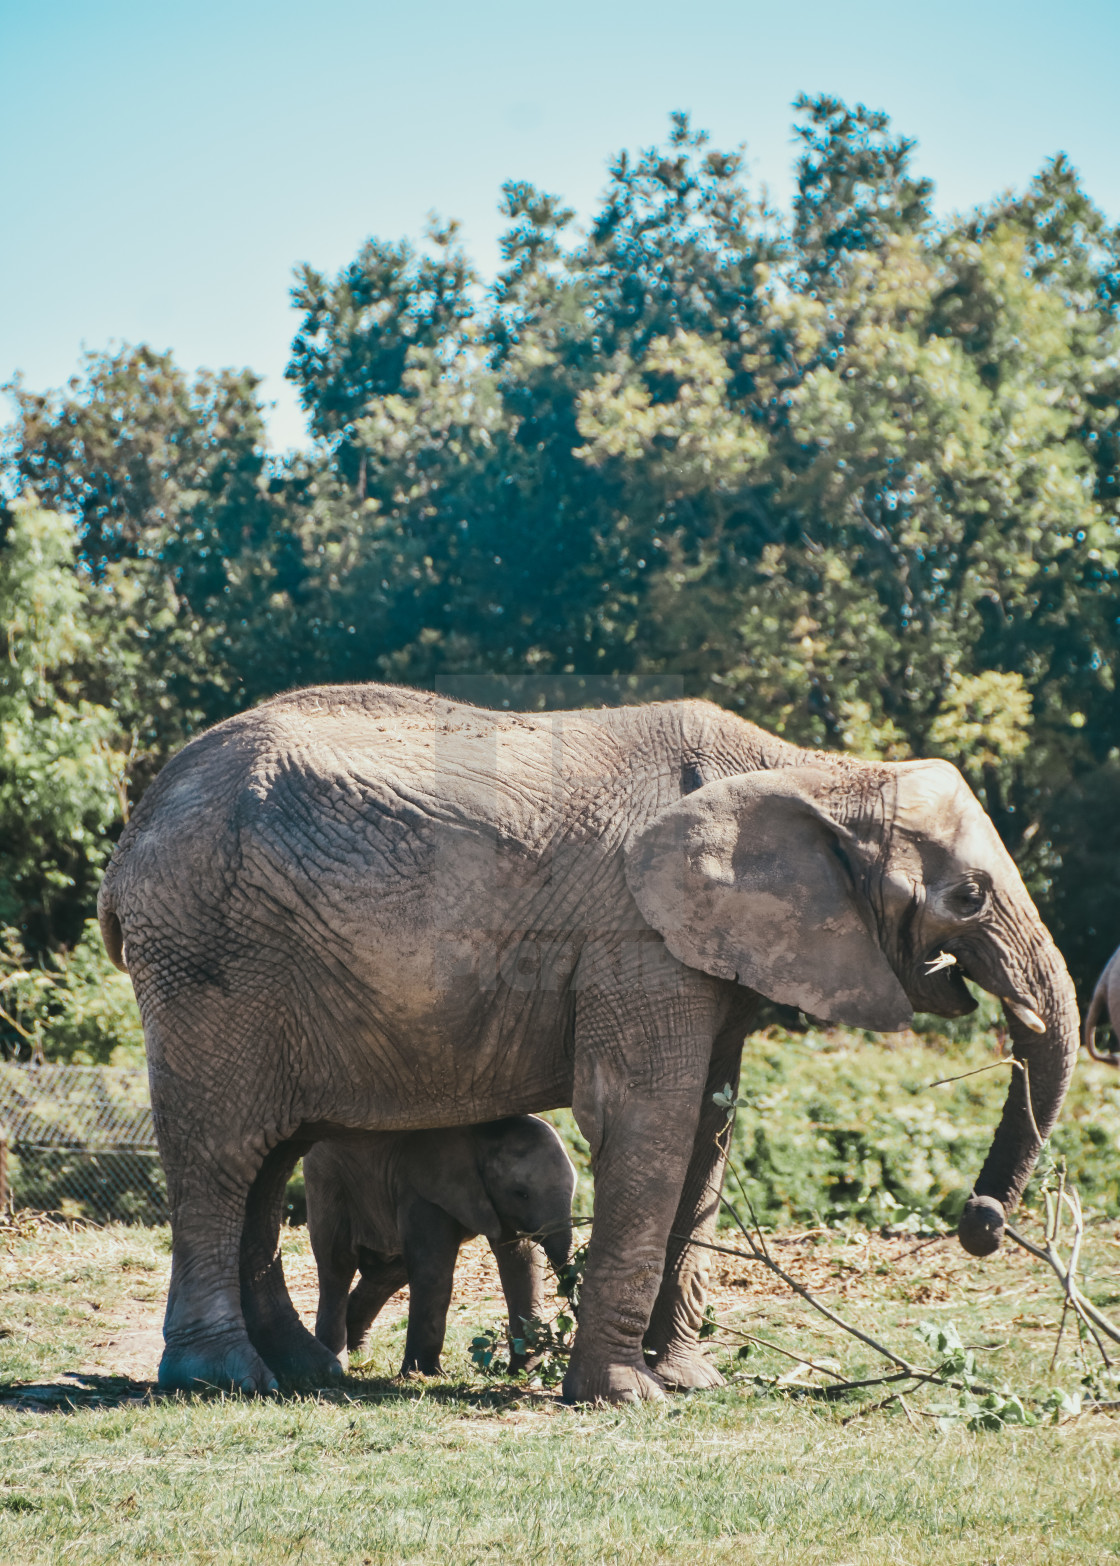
[{"x1": 0, "y1": 1063, "x2": 167, "y2": 1223}]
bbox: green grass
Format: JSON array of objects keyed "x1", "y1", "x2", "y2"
[{"x1": 1, "y1": 1388, "x2": 1119, "y2": 1565}]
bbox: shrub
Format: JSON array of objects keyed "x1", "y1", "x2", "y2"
[{"x1": 0, "y1": 919, "x2": 145, "y2": 1066}]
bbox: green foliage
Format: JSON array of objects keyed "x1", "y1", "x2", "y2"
[
  {"x1": 287, "y1": 221, "x2": 477, "y2": 477},
  {"x1": 918, "y1": 1322, "x2": 1082, "y2": 1430},
  {"x1": 792, "y1": 93, "x2": 934, "y2": 279},
  {"x1": 0, "y1": 499, "x2": 130, "y2": 950},
  {"x1": 727, "y1": 1023, "x2": 1120, "y2": 1229},
  {"x1": 7, "y1": 346, "x2": 311, "y2": 755},
  {"x1": 470, "y1": 1237, "x2": 586, "y2": 1388},
  {"x1": 0, "y1": 920, "x2": 144, "y2": 1064}
]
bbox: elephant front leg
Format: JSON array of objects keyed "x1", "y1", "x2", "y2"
[
  {"x1": 644, "y1": 1031, "x2": 746, "y2": 1390},
  {"x1": 564, "y1": 1012, "x2": 711, "y2": 1405},
  {"x1": 490, "y1": 1235, "x2": 547, "y2": 1372},
  {"x1": 399, "y1": 1200, "x2": 464, "y2": 1375}
]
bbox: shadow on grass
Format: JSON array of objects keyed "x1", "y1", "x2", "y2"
[
  {"x1": 327, "y1": 1371, "x2": 562, "y2": 1411},
  {"x1": 0, "y1": 1372, "x2": 157, "y2": 1411},
  {"x1": 0, "y1": 1370, "x2": 560, "y2": 1414}
]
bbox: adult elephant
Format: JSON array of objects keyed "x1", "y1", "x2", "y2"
[{"x1": 98, "y1": 685, "x2": 1079, "y2": 1403}]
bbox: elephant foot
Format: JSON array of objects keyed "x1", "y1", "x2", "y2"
[
  {"x1": 562, "y1": 1355, "x2": 666, "y2": 1406},
  {"x1": 400, "y1": 1354, "x2": 443, "y2": 1377},
  {"x1": 649, "y1": 1344, "x2": 725, "y2": 1391},
  {"x1": 158, "y1": 1329, "x2": 279, "y2": 1395},
  {"x1": 252, "y1": 1321, "x2": 344, "y2": 1388}
]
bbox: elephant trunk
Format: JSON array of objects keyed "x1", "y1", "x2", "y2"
[
  {"x1": 958, "y1": 937, "x2": 1080, "y2": 1257},
  {"x1": 542, "y1": 1220, "x2": 574, "y2": 1276}
]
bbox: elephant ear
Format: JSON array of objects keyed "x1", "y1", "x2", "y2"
[
  {"x1": 406, "y1": 1134, "x2": 502, "y2": 1242},
  {"x1": 624, "y1": 767, "x2": 913, "y2": 1031}
]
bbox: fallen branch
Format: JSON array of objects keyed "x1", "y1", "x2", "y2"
[
  {"x1": 1006, "y1": 1222, "x2": 1119, "y2": 1356},
  {"x1": 673, "y1": 1230, "x2": 995, "y2": 1398}
]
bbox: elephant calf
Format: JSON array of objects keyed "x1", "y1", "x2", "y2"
[
  {"x1": 1084, "y1": 943, "x2": 1120, "y2": 1064},
  {"x1": 305, "y1": 1116, "x2": 576, "y2": 1376}
]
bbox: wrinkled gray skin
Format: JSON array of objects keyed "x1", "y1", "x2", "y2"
[
  {"x1": 1083, "y1": 944, "x2": 1120, "y2": 1065},
  {"x1": 305, "y1": 1116, "x2": 575, "y2": 1375},
  {"x1": 97, "y1": 685, "x2": 1080, "y2": 1404}
]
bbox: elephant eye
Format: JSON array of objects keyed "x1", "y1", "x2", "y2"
[{"x1": 947, "y1": 878, "x2": 987, "y2": 918}]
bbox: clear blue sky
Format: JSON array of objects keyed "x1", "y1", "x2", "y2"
[{"x1": 2, "y1": 0, "x2": 1117, "y2": 451}]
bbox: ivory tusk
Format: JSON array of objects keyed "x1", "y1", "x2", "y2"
[
  {"x1": 925, "y1": 950, "x2": 957, "y2": 974},
  {"x1": 1004, "y1": 998, "x2": 1046, "y2": 1034}
]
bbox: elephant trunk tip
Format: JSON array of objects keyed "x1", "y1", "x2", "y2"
[
  {"x1": 543, "y1": 1226, "x2": 575, "y2": 1275},
  {"x1": 958, "y1": 1194, "x2": 1005, "y2": 1257}
]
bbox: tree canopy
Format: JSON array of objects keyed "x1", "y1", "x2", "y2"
[{"x1": 3, "y1": 94, "x2": 1119, "y2": 1055}]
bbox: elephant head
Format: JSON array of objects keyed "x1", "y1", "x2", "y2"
[
  {"x1": 625, "y1": 758, "x2": 1079, "y2": 1259},
  {"x1": 473, "y1": 1118, "x2": 577, "y2": 1275}
]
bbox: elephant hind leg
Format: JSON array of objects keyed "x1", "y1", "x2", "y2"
[
  {"x1": 240, "y1": 1140, "x2": 343, "y2": 1388},
  {"x1": 346, "y1": 1255, "x2": 410, "y2": 1354},
  {"x1": 143, "y1": 981, "x2": 341, "y2": 1393},
  {"x1": 158, "y1": 1133, "x2": 279, "y2": 1395}
]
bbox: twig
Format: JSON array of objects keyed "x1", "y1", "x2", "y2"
[
  {"x1": 1006, "y1": 1220, "x2": 1120, "y2": 1357},
  {"x1": 676, "y1": 1230, "x2": 996, "y2": 1396},
  {"x1": 687, "y1": 1224, "x2": 913, "y2": 1372},
  {"x1": 926, "y1": 1054, "x2": 1041, "y2": 1145},
  {"x1": 0, "y1": 1002, "x2": 35, "y2": 1043},
  {"x1": 900, "y1": 1235, "x2": 946, "y2": 1260},
  {"x1": 898, "y1": 1393, "x2": 920, "y2": 1430},
  {"x1": 926, "y1": 1058, "x2": 1016, "y2": 1089},
  {"x1": 1049, "y1": 1297, "x2": 1070, "y2": 1374},
  {"x1": 713, "y1": 1323, "x2": 847, "y2": 1382},
  {"x1": 723, "y1": 1173, "x2": 774, "y2": 1264},
  {"x1": 1016, "y1": 1055, "x2": 1043, "y2": 1159},
  {"x1": 808, "y1": 1371, "x2": 917, "y2": 1400}
]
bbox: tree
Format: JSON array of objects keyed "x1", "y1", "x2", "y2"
[
  {"x1": 286, "y1": 223, "x2": 477, "y2": 492},
  {"x1": 8, "y1": 345, "x2": 311, "y2": 758},
  {"x1": 0, "y1": 497, "x2": 129, "y2": 951},
  {"x1": 792, "y1": 92, "x2": 934, "y2": 283}
]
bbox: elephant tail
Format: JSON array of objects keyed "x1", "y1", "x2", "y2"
[
  {"x1": 98, "y1": 905, "x2": 127, "y2": 973},
  {"x1": 97, "y1": 863, "x2": 128, "y2": 973},
  {"x1": 1083, "y1": 959, "x2": 1118, "y2": 1063}
]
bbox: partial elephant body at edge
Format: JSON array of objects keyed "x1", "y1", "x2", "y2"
[
  {"x1": 97, "y1": 683, "x2": 1081, "y2": 1403},
  {"x1": 1084, "y1": 943, "x2": 1120, "y2": 1064}
]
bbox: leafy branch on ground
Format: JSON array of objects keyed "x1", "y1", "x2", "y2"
[{"x1": 470, "y1": 1237, "x2": 588, "y2": 1388}]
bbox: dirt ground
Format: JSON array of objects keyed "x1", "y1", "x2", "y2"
[{"x1": 10, "y1": 1217, "x2": 1087, "y2": 1385}]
